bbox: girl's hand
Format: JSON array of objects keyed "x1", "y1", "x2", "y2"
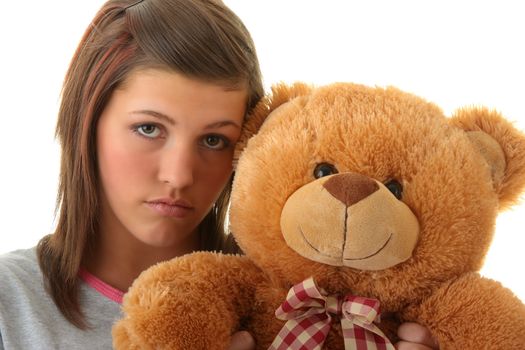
[
  {"x1": 396, "y1": 322, "x2": 440, "y2": 349},
  {"x1": 228, "y1": 331, "x2": 256, "y2": 350}
]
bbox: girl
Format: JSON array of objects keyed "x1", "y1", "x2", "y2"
[{"x1": 0, "y1": 0, "x2": 438, "y2": 349}]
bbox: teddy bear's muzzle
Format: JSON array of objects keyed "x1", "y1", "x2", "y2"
[{"x1": 280, "y1": 172, "x2": 420, "y2": 270}]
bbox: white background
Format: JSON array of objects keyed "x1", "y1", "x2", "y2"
[{"x1": 0, "y1": 1, "x2": 523, "y2": 301}]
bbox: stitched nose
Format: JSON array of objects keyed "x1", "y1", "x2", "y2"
[{"x1": 323, "y1": 173, "x2": 379, "y2": 206}]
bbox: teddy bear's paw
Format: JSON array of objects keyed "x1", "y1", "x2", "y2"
[
  {"x1": 409, "y1": 273, "x2": 525, "y2": 350},
  {"x1": 112, "y1": 315, "x2": 233, "y2": 350},
  {"x1": 112, "y1": 318, "x2": 150, "y2": 350}
]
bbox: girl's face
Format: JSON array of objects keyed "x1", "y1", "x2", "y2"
[{"x1": 96, "y1": 68, "x2": 247, "y2": 251}]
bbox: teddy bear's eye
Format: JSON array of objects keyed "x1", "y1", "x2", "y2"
[
  {"x1": 314, "y1": 163, "x2": 339, "y2": 179},
  {"x1": 385, "y1": 179, "x2": 403, "y2": 200}
]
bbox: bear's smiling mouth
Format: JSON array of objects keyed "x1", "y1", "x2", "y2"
[
  {"x1": 344, "y1": 233, "x2": 392, "y2": 261},
  {"x1": 298, "y1": 226, "x2": 393, "y2": 261}
]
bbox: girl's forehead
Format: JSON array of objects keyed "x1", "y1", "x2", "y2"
[
  {"x1": 121, "y1": 66, "x2": 248, "y2": 91},
  {"x1": 104, "y1": 68, "x2": 248, "y2": 126}
]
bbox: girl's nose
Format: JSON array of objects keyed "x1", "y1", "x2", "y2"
[{"x1": 158, "y1": 142, "x2": 195, "y2": 189}]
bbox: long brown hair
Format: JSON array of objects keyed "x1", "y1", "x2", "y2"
[{"x1": 37, "y1": 0, "x2": 263, "y2": 329}]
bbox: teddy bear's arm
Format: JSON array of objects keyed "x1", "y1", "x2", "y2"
[
  {"x1": 404, "y1": 272, "x2": 525, "y2": 349},
  {"x1": 112, "y1": 252, "x2": 266, "y2": 350}
]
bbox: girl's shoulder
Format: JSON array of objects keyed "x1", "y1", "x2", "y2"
[
  {"x1": 0, "y1": 246, "x2": 38, "y2": 267},
  {"x1": 0, "y1": 247, "x2": 40, "y2": 289},
  {"x1": 0, "y1": 247, "x2": 37, "y2": 260}
]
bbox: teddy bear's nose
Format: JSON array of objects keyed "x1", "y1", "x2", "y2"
[{"x1": 323, "y1": 173, "x2": 379, "y2": 206}]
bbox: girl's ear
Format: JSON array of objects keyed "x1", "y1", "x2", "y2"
[
  {"x1": 233, "y1": 82, "x2": 312, "y2": 166},
  {"x1": 450, "y1": 106, "x2": 525, "y2": 210}
]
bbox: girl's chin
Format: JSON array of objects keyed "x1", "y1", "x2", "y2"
[{"x1": 134, "y1": 227, "x2": 198, "y2": 250}]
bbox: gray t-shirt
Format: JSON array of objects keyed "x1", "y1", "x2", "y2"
[{"x1": 0, "y1": 248, "x2": 123, "y2": 349}]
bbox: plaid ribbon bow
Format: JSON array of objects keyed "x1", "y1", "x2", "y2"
[{"x1": 269, "y1": 277, "x2": 395, "y2": 350}]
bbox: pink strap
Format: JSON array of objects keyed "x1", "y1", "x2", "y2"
[{"x1": 78, "y1": 268, "x2": 125, "y2": 304}]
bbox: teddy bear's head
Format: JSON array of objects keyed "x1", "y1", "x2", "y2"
[{"x1": 230, "y1": 82, "x2": 525, "y2": 310}]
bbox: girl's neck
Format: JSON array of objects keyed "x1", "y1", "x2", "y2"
[{"x1": 83, "y1": 220, "x2": 200, "y2": 292}]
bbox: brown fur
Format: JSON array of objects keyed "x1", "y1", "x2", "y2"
[{"x1": 113, "y1": 83, "x2": 525, "y2": 349}]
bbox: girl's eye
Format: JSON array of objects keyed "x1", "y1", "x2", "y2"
[
  {"x1": 136, "y1": 124, "x2": 161, "y2": 138},
  {"x1": 203, "y1": 135, "x2": 229, "y2": 150}
]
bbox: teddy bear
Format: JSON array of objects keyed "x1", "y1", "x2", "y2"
[{"x1": 112, "y1": 82, "x2": 525, "y2": 349}]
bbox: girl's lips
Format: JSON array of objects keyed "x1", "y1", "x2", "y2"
[{"x1": 146, "y1": 201, "x2": 194, "y2": 218}]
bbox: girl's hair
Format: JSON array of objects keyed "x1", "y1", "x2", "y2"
[{"x1": 37, "y1": 0, "x2": 263, "y2": 329}]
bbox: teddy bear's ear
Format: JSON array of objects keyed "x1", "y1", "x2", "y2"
[
  {"x1": 450, "y1": 107, "x2": 525, "y2": 209},
  {"x1": 233, "y1": 82, "x2": 312, "y2": 166}
]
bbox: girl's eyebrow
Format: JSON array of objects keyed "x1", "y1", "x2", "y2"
[
  {"x1": 130, "y1": 110, "x2": 241, "y2": 130},
  {"x1": 130, "y1": 110, "x2": 175, "y2": 125},
  {"x1": 204, "y1": 120, "x2": 241, "y2": 130}
]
